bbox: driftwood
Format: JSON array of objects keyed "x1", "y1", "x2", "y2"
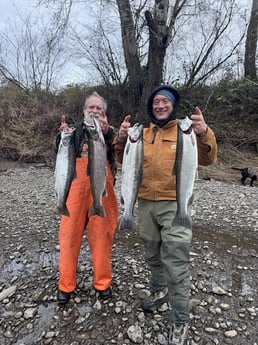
[{"x1": 234, "y1": 138, "x2": 258, "y2": 151}]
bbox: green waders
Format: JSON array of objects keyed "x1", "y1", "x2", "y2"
[{"x1": 138, "y1": 199, "x2": 192, "y2": 324}]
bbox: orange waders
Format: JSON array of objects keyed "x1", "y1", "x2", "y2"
[{"x1": 58, "y1": 157, "x2": 118, "y2": 293}]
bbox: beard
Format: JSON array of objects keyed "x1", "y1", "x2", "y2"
[{"x1": 83, "y1": 111, "x2": 102, "y2": 126}]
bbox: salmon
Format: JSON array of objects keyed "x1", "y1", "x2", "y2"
[
  {"x1": 54, "y1": 125, "x2": 76, "y2": 217},
  {"x1": 172, "y1": 116, "x2": 198, "y2": 229},
  {"x1": 119, "y1": 123, "x2": 143, "y2": 230},
  {"x1": 84, "y1": 115, "x2": 107, "y2": 218}
]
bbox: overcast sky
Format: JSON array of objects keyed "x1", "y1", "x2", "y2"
[
  {"x1": 1, "y1": 0, "x2": 252, "y2": 28},
  {"x1": 0, "y1": 0, "x2": 253, "y2": 88},
  {"x1": 0, "y1": 0, "x2": 85, "y2": 87},
  {"x1": 0, "y1": 0, "x2": 34, "y2": 27}
]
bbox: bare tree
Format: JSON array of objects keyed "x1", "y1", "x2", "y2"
[
  {"x1": 68, "y1": 4, "x2": 126, "y2": 87},
  {"x1": 0, "y1": 3, "x2": 71, "y2": 91},
  {"x1": 143, "y1": 0, "x2": 187, "y2": 97},
  {"x1": 37, "y1": 0, "x2": 248, "y2": 111},
  {"x1": 175, "y1": 1, "x2": 246, "y2": 87},
  {"x1": 244, "y1": 0, "x2": 258, "y2": 81},
  {"x1": 114, "y1": 0, "x2": 247, "y2": 107},
  {"x1": 116, "y1": 0, "x2": 142, "y2": 103}
]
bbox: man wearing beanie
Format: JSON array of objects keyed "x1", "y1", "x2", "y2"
[{"x1": 115, "y1": 85, "x2": 217, "y2": 345}]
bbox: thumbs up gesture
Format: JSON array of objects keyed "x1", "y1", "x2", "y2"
[{"x1": 191, "y1": 107, "x2": 208, "y2": 137}]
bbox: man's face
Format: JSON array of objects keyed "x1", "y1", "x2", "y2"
[
  {"x1": 152, "y1": 94, "x2": 173, "y2": 121},
  {"x1": 84, "y1": 96, "x2": 108, "y2": 133},
  {"x1": 84, "y1": 96, "x2": 105, "y2": 119}
]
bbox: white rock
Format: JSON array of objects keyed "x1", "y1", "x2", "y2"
[
  {"x1": 212, "y1": 286, "x2": 226, "y2": 295},
  {"x1": 0, "y1": 286, "x2": 17, "y2": 301},
  {"x1": 204, "y1": 327, "x2": 218, "y2": 333},
  {"x1": 24, "y1": 307, "x2": 37, "y2": 319},
  {"x1": 127, "y1": 324, "x2": 143, "y2": 343},
  {"x1": 93, "y1": 300, "x2": 101, "y2": 310},
  {"x1": 224, "y1": 330, "x2": 237, "y2": 338}
]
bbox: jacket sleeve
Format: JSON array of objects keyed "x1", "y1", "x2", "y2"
[
  {"x1": 104, "y1": 126, "x2": 117, "y2": 146},
  {"x1": 112, "y1": 134, "x2": 127, "y2": 164},
  {"x1": 197, "y1": 127, "x2": 218, "y2": 166}
]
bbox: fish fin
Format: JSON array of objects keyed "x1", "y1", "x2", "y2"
[
  {"x1": 188, "y1": 194, "x2": 194, "y2": 205},
  {"x1": 88, "y1": 205, "x2": 106, "y2": 218},
  {"x1": 125, "y1": 142, "x2": 130, "y2": 155},
  {"x1": 172, "y1": 162, "x2": 177, "y2": 176},
  {"x1": 139, "y1": 169, "x2": 143, "y2": 185},
  {"x1": 86, "y1": 163, "x2": 90, "y2": 176},
  {"x1": 56, "y1": 205, "x2": 70, "y2": 217},
  {"x1": 194, "y1": 168, "x2": 198, "y2": 181},
  {"x1": 172, "y1": 213, "x2": 192, "y2": 229},
  {"x1": 118, "y1": 215, "x2": 137, "y2": 231}
]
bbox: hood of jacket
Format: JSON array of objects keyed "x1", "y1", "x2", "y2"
[{"x1": 147, "y1": 85, "x2": 180, "y2": 128}]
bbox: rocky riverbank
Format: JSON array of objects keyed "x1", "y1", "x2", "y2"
[{"x1": 0, "y1": 163, "x2": 257, "y2": 345}]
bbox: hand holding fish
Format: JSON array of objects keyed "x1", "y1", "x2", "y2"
[
  {"x1": 119, "y1": 115, "x2": 131, "y2": 140},
  {"x1": 190, "y1": 107, "x2": 208, "y2": 137}
]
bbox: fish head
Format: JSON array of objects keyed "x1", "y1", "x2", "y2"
[
  {"x1": 178, "y1": 116, "x2": 193, "y2": 134},
  {"x1": 178, "y1": 116, "x2": 197, "y2": 147},
  {"x1": 84, "y1": 114, "x2": 104, "y2": 143},
  {"x1": 84, "y1": 112, "x2": 96, "y2": 128},
  {"x1": 61, "y1": 125, "x2": 75, "y2": 138},
  {"x1": 128, "y1": 123, "x2": 143, "y2": 143}
]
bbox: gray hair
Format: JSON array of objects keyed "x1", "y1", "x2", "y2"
[{"x1": 84, "y1": 91, "x2": 107, "y2": 112}]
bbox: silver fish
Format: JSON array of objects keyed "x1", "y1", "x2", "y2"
[
  {"x1": 118, "y1": 123, "x2": 143, "y2": 230},
  {"x1": 84, "y1": 116, "x2": 107, "y2": 218},
  {"x1": 54, "y1": 125, "x2": 76, "y2": 217},
  {"x1": 172, "y1": 116, "x2": 198, "y2": 229}
]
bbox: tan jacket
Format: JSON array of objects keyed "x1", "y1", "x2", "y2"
[{"x1": 115, "y1": 119, "x2": 217, "y2": 201}]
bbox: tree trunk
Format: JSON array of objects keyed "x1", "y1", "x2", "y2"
[
  {"x1": 140, "y1": 0, "x2": 170, "y2": 109},
  {"x1": 244, "y1": 0, "x2": 258, "y2": 81},
  {"x1": 116, "y1": 0, "x2": 142, "y2": 108}
]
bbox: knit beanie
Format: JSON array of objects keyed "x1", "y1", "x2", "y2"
[{"x1": 155, "y1": 89, "x2": 176, "y2": 106}]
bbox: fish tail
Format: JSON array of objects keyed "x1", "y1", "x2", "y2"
[
  {"x1": 88, "y1": 205, "x2": 106, "y2": 218},
  {"x1": 118, "y1": 215, "x2": 137, "y2": 231},
  {"x1": 172, "y1": 213, "x2": 192, "y2": 229}
]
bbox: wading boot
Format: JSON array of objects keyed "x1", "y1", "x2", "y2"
[
  {"x1": 96, "y1": 287, "x2": 112, "y2": 300},
  {"x1": 168, "y1": 322, "x2": 189, "y2": 345},
  {"x1": 57, "y1": 290, "x2": 71, "y2": 305},
  {"x1": 141, "y1": 287, "x2": 168, "y2": 313}
]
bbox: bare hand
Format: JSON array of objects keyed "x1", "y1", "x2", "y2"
[
  {"x1": 119, "y1": 115, "x2": 131, "y2": 139},
  {"x1": 191, "y1": 107, "x2": 208, "y2": 137},
  {"x1": 59, "y1": 115, "x2": 73, "y2": 133},
  {"x1": 99, "y1": 113, "x2": 109, "y2": 135},
  {"x1": 59, "y1": 115, "x2": 67, "y2": 132}
]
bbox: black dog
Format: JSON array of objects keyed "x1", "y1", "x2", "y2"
[{"x1": 231, "y1": 167, "x2": 258, "y2": 187}]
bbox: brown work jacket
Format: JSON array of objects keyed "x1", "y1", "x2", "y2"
[{"x1": 115, "y1": 119, "x2": 217, "y2": 201}]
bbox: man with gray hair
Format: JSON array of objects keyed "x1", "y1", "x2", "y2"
[{"x1": 56, "y1": 91, "x2": 118, "y2": 304}]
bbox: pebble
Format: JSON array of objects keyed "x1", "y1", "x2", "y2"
[
  {"x1": 0, "y1": 286, "x2": 17, "y2": 301},
  {"x1": 0, "y1": 165, "x2": 257, "y2": 345}
]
